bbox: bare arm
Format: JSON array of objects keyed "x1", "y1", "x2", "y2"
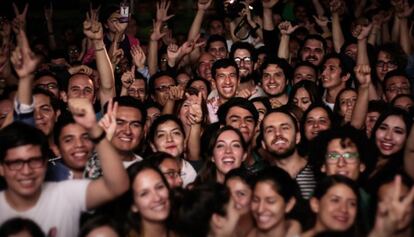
[
  {"x1": 330, "y1": 0, "x2": 345, "y2": 53},
  {"x1": 350, "y1": 65, "x2": 371, "y2": 129},
  {"x1": 312, "y1": 0, "x2": 325, "y2": 17},
  {"x1": 262, "y1": 0, "x2": 279, "y2": 31},
  {"x1": 44, "y1": 4, "x2": 57, "y2": 50},
  {"x1": 277, "y1": 21, "x2": 298, "y2": 60},
  {"x1": 405, "y1": 123, "x2": 414, "y2": 179},
  {"x1": 68, "y1": 98, "x2": 129, "y2": 210},
  {"x1": 397, "y1": 2, "x2": 414, "y2": 55},
  {"x1": 186, "y1": 93, "x2": 203, "y2": 161}
]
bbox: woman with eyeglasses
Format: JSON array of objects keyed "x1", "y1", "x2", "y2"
[{"x1": 145, "y1": 152, "x2": 183, "y2": 188}]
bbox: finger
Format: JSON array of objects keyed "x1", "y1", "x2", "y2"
[
  {"x1": 402, "y1": 186, "x2": 414, "y2": 206},
  {"x1": 393, "y1": 175, "x2": 402, "y2": 202},
  {"x1": 23, "y1": 3, "x2": 29, "y2": 17},
  {"x1": 12, "y1": 3, "x2": 19, "y2": 16}
]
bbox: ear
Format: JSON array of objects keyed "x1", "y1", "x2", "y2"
[
  {"x1": 321, "y1": 164, "x2": 326, "y2": 173},
  {"x1": 261, "y1": 140, "x2": 267, "y2": 150},
  {"x1": 241, "y1": 152, "x2": 247, "y2": 162},
  {"x1": 310, "y1": 197, "x2": 320, "y2": 213},
  {"x1": 211, "y1": 213, "x2": 224, "y2": 229},
  {"x1": 150, "y1": 143, "x2": 157, "y2": 152},
  {"x1": 359, "y1": 163, "x2": 366, "y2": 173},
  {"x1": 60, "y1": 91, "x2": 68, "y2": 103},
  {"x1": 295, "y1": 131, "x2": 301, "y2": 145},
  {"x1": 131, "y1": 203, "x2": 139, "y2": 213},
  {"x1": 285, "y1": 197, "x2": 296, "y2": 213},
  {"x1": 341, "y1": 72, "x2": 351, "y2": 82},
  {"x1": 0, "y1": 164, "x2": 4, "y2": 177}
]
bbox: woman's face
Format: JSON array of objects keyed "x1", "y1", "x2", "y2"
[
  {"x1": 131, "y1": 169, "x2": 170, "y2": 223},
  {"x1": 253, "y1": 101, "x2": 267, "y2": 128},
  {"x1": 190, "y1": 80, "x2": 209, "y2": 100},
  {"x1": 226, "y1": 177, "x2": 252, "y2": 215},
  {"x1": 212, "y1": 130, "x2": 246, "y2": 177},
  {"x1": 365, "y1": 111, "x2": 380, "y2": 138},
  {"x1": 179, "y1": 95, "x2": 198, "y2": 126},
  {"x1": 293, "y1": 87, "x2": 312, "y2": 112},
  {"x1": 251, "y1": 181, "x2": 292, "y2": 231},
  {"x1": 304, "y1": 107, "x2": 331, "y2": 140},
  {"x1": 159, "y1": 158, "x2": 183, "y2": 188},
  {"x1": 312, "y1": 184, "x2": 357, "y2": 232},
  {"x1": 375, "y1": 115, "x2": 407, "y2": 157},
  {"x1": 338, "y1": 90, "x2": 357, "y2": 117},
  {"x1": 152, "y1": 120, "x2": 185, "y2": 158}
]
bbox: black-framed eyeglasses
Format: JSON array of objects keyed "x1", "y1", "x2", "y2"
[
  {"x1": 325, "y1": 152, "x2": 359, "y2": 164},
  {"x1": 155, "y1": 85, "x2": 173, "y2": 92},
  {"x1": 163, "y1": 171, "x2": 182, "y2": 178},
  {"x1": 3, "y1": 157, "x2": 45, "y2": 171},
  {"x1": 234, "y1": 57, "x2": 252, "y2": 65},
  {"x1": 376, "y1": 61, "x2": 397, "y2": 69},
  {"x1": 35, "y1": 83, "x2": 58, "y2": 90}
]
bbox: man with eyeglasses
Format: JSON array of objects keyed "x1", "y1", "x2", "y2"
[
  {"x1": 229, "y1": 41, "x2": 266, "y2": 99},
  {"x1": 375, "y1": 43, "x2": 407, "y2": 82},
  {"x1": 382, "y1": 70, "x2": 412, "y2": 103},
  {"x1": 33, "y1": 71, "x2": 60, "y2": 98},
  {"x1": 148, "y1": 71, "x2": 177, "y2": 107}
]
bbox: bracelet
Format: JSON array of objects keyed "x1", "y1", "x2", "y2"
[
  {"x1": 95, "y1": 47, "x2": 105, "y2": 52},
  {"x1": 90, "y1": 130, "x2": 106, "y2": 144}
]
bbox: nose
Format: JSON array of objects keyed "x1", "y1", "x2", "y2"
[
  {"x1": 257, "y1": 201, "x2": 265, "y2": 213},
  {"x1": 225, "y1": 144, "x2": 232, "y2": 154},
  {"x1": 337, "y1": 156, "x2": 346, "y2": 167},
  {"x1": 20, "y1": 162, "x2": 33, "y2": 175},
  {"x1": 75, "y1": 137, "x2": 85, "y2": 148},
  {"x1": 175, "y1": 175, "x2": 183, "y2": 187},
  {"x1": 34, "y1": 109, "x2": 43, "y2": 120},
  {"x1": 312, "y1": 121, "x2": 320, "y2": 128},
  {"x1": 153, "y1": 190, "x2": 162, "y2": 202},
  {"x1": 339, "y1": 201, "x2": 348, "y2": 213},
  {"x1": 166, "y1": 133, "x2": 173, "y2": 142},
  {"x1": 384, "y1": 129, "x2": 393, "y2": 140}
]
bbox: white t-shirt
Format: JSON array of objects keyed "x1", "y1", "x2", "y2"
[
  {"x1": 0, "y1": 180, "x2": 90, "y2": 237},
  {"x1": 181, "y1": 159, "x2": 197, "y2": 187}
]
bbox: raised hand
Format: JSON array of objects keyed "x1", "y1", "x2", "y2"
[
  {"x1": 278, "y1": 21, "x2": 299, "y2": 35},
  {"x1": 120, "y1": 65, "x2": 135, "y2": 89},
  {"x1": 354, "y1": 64, "x2": 371, "y2": 87},
  {"x1": 68, "y1": 98, "x2": 97, "y2": 130},
  {"x1": 396, "y1": 0, "x2": 414, "y2": 18},
  {"x1": 12, "y1": 3, "x2": 28, "y2": 32},
  {"x1": 329, "y1": 0, "x2": 343, "y2": 13},
  {"x1": 0, "y1": 18, "x2": 12, "y2": 41},
  {"x1": 156, "y1": 0, "x2": 174, "y2": 22},
  {"x1": 168, "y1": 85, "x2": 184, "y2": 101},
  {"x1": 10, "y1": 29, "x2": 40, "y2": 78},
  {"x1": 99, "y1": 98, "x2": 118, "y2": 140},
  {"x1": 150, "y1": 20, "x2": 166, "y2": 41},
  {"x1": 109, "y1": 48, "x2": 124, "y2": 65},
  {"x1": 187, "y1": 92, "x2": 203, "y2": 125},
  {"x1": 313, "y1": 15, "x2": 329, "y2": 28},
  {"x1": 262, "y1": 0, "x2": 279, "y2": 9},
  {"x1": 198, "y1": 0, "x2": 213, "y2": 11},
  {"x1": 68, "y1": 65, "x2": 94, "y2": 76},
  {"x1": 352, "y1": 23, "x2": 373, "y2": 40},
  {"x1": 83, "y1": 6, "x2": 103, "y2": 41},
  {"x1": 44, "y1": 2, "x2": 53, "y2": 22},
  {"x1": 131, "y1": 45, "x2": 146, "y2": 69}
]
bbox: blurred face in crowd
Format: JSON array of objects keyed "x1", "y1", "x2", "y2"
[
  {"x1": 365, "y1": 111, "x2": 380, "y2": 138},
  {"x1": 153, "y1": 75, "x2": 175, "y2": 106},
  {"x1": 233, "y1": 49, "x2": 254, "y2": 80},
  {"x1": 226, "y1": 177, "x2": 252, "y2": 215},
  {"x1": 145, "y1": 106, "x2": 161, "y2": 136},
  {"x1": 321, "y1": 138, "x2": 365, "y2": 181},
  {"x1": 393, "y1": 95, "x2": 413, "y2": 111},
  {"x1": 131, "y1": 169, "x2": 170, "y2": 223},
  {"x1": 321, "y1": 58, "x2": 348, "y2": 90},
  {"x1": 112, "y1": 106, "x2": 144, "y2": 153},
  {"x1": 212, "y1": 130, "x2": 246, "y2": 181},
  {"x1": 225, "y1": 106, "x2": 256, "y2": 144},
  {"x1": 176, "y1": 73, "x2": 191, "y2": 88},
  {"x1": 127, "y1": 79, "x2": 146, "y2": 102},
  {"x1": 58, "y1": 123, "x2": 94, "y2": 176},
  {"x1": 0, "y1": 99, "x2": 13, "y2": 128},
  {"x1": 304, "y1": 107, "x2": 331, "y2": 141},
  {"x1": 261, "y1": 112, "x2": 300, "y2": 159},
  {"x1": 208, "y1": 20, "x2": 225, "y2": 36},
  {"x1": 215, "y1": 66, "x2": 239, "y2": 101},
  {"x1": 384, "y1": 75, "x2": 411, "y2": 102},
  {"x1": 197, "y1": 53, "x2": 215, "y2": 83},
  {"x1": 338, "y1": 90, "x2": 357, "y2": 117},
  {"x1": 292, "y1": 88, "x2": 312, "y2": 112},
  {"x1": 374, "y1": 115, "x2": 407, "y2": 157},
  {"x1": 158, "y1": 158, "x2": 183, "y2": 188},
  {"x1": 208, "y1": 40, "x2": 228, "y2": 60},
  {"x1": 261, "y1": 64, "x2": 287, "y2": 97},
  {"x1": 251, "y1": 180, "x2": 295, "y2": 231},
  {"x1": 301, "y1": 39, "x2": 325, "y2": 66},
  {"x1": 311, "y1": 184, "x2": 358, "y2": 232},
  {"x1": 189, "y1": 80, "x2": 209, "y2": 99},
  {"x1": 376, "y1": 51, "x2": 398, "y2": 81},
  {"x1": 151, "y1": 120, "x2": 185, "y2": 158},
  {"x1": 34, "y1": 94, "x2": 59, "y2": 136},
  {"x1": 33, "y1": 75, "x2": 59, "y2": 98},
  {"x1": 293, "y1": 65, "x2": 316, "y2": 85},
  {"x1": 64, "y1": 74, "x2": 95, "y2": 103}
]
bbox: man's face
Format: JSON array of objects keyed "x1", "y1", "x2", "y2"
[
  {"x1": 261, "y1": 64, "x2": 287, "y2": 97},
  {"x1": 261, "y1": 112, "x2": 299, "y2": 159},
  {"x1": 384, "y1": 76, "x2": 411, "y2": 102},
  {"x1": 208, "y1": 41, "x2": 228, "y2": 60},
  {"x1": 233, "y1": 49, "x2": 254, "y2": 80},
  {"x1": 0, "y1": 99, "x2": 12, "y2": 128},
  {"x1": 106, "y1": 11, "x2": 122, "y2": 33},
  {"x1": 65, "y1": 74, "x2": 95, "y2": 103},
  {"x1": 34, "y1": 94, "x2": 59, "y2": 136},
  {"x1": 112, "y1": 106, "x2": 144, "y2": 153},
  {"x1": 293, "y1": 65, "x2": 317, "y2": 85},
  {"x1": 58, "y1": 123, "x2": 94, "y2": 173},
  {"x1": 225, "y1": 106, "x2": 256, "y2": 144},
  {"x1": 301, "y1": 39, "x2": 325, "y2": 66},
  {"x1": 127, "y1": 79, "x2": 146, "y2": 102},
  {"x1": 321, "y1": 58, "x2": 347, "y2": 90},
  {"x1": 198, "y1": 53, "x2": 215, "y2": 85},
  {"x1": 153, "y1": 76, "x2": 175, "y2": 106},
  {"x1": 215, "y1": 66, "x2": 239, "y2": 101},
  {"x1": 0, "y1": 145, "x2": 46, "y2": 201},
  {"x1": 208, "y1": 20, "x2": 225, "y2": 36},
  {"x1": 376, "y1": 51, "x2": 398, "y2": 81},
  {"x1": 33, "y1": 75, "x2": 59, "y2": 98}
]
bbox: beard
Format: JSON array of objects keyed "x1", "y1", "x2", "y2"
[
  {"x1": 240, "y1": 71, "x2": 255, "y2": 83},
  {"x1": 268, "y1": 143, "x2": 296, "y2": 160}
]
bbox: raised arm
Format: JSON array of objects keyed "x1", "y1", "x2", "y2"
[
  {"x1": 330, "y1": 0, "x2": 345, "y2": 53},
  {"x1": 148, "y1": 20, "x2": 165, "y2": 76},
  {"x1": 44, "y1": 3, "x2": 57, "y2": 50},
  {"x1": 186, "y1": 92, "x2": 203, "y2": 161},
  {"x1": 277, "y1": 21, "x2": 298, "y2": 60},
  {"x1": 83, "y1": 7, "x2": 115, "y2": 108},
  {"x1": 404, "y1": 123, "x2": 414, "y2": 179},
  {"x1": 312, "y1": 0, "x2": 325, "y2": 17},
  {"x1": 68, "y1": 98, "x2": 129, "y2": 210},
  {"x1": 397, "y1": 1, "x2": 414, "y2": 55},
  {"x1": 187, "y1": 0, "x2": 212, "y2": 63},
  {"x1": 350, "y1": 64, "x2": 371, "y2": 129}
]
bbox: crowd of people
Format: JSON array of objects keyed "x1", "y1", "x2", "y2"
[{"x1": 0, "y1": 0, "x2": 414, "y2": 236}]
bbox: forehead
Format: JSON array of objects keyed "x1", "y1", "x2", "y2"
[
  {"x1": 117, "y1": 106, "x2": 142, "y2": 120},
  {"x1": 5, "y1": 144, "x2": 42, "y2": 161},
  {"x1": 324, "y1": 57, "x2": 340, "y2": 66},
  {"x1": 131, "y1": 79, "x2": 146, "y2": 88},
  {"x1": 210, "y1": 41, "x2": 226, "y2": 48},
  {"x1": 295, "y1": 65, "x2": 315, "y2": 74},
  {"x1": 386, "y1": 76, "x2": 409, "y2": 85},
  {"x1": 216, "y1": 66, "x2": 237, "y2": 74},
  {"x1": 69, "y1": 74, "x2": 94, "y2": 87},
  {"x1": 191, "y1": 80, "x2": 207, "y2": 87},
  {"x1": 340, "y1": 90, "x2": 357, "y2": 98},
  {"x1": 34, "y1": 93, "x2": 52, "y2": 106},
  {"x1": 154, "y1": 76, "x2": 174, "y2": 86},
  {"x1": 263, "y1": 112, "x2": 295, "y2": 126},
  {"x1": 234, "y1": 49, "x2": 251, "y2": 57},
  {"x1": 160, "y1": 158, "x2": 179, "y2": 169},
  {"x1": 35, "y1": 75, "x2": 57, "y2": 85},
  {"x1": 304, "y1": 39, "x2": 323, "y2": 49},
  {"x1": 157, "y1": 120, "x2": 180, "y2": 131},
  {"x1": 264, "y1": 64, "x2": 283, "y2": 72},
  {"x1": 308, "y1": 107, "x2": 329, "y2": 118},
  {"x1": 325, "y1": 184, "x2": 356, "y2": 198},
  {"x1": 226, "y1": 106, "x2": 253, "y2": 117},
  {"x1": 378, "y1": 51, "x2": 392, "y2": 60},
  {"x1": 210, "y1": 20, "x2": 223, "y2": 28},
  {"x1": 381, "y1": 115, "x2": 405, "y2": 127},
  {"x1": 60, "y1": 123, "x2": 88, "y2": 137},
  {"x1": 199, "y1": 53, "x2": 215, "y2": 62},
  {"x1": 217, "y1": 130, "x2": 240, "y2": 140},
  {"x1": 327, "y1": 138, "x2": 357, "y2": 151}
]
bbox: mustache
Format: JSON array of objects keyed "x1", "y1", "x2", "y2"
[{"x1": 306, "y1": 55, "x2": 318, "y2": 61}]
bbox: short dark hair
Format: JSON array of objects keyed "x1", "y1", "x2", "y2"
[
  {"x1": 107, "y1": 96, "x2": 147, "y2": 125},
  {"x1": 0, "y1": 122, "x2": 49, "y2": 162},
  {"x1": 260, "y1": 57, "x2": 293, "y2": 83},
  {"x1": 148, "y1": 71, "x2": 176, "y2": 96},
  {"x1": 382, "y1": 70, "x2": 411, "y2": 92},
  {"x1": 148, "y1": 114, "x2": 185, "y2": 144},
  {"x1": 205, "y1": 34, "x2": 228, "y2": 52},
  {"x1": 211, "y1": 58, "x2": 239, "y2": 80},
  {"x1": 260, "y1": 108, "x2": 299, "y2": 136},
  {"x1": 32, "y1": 88, "x2": 60, "y2": 111},
  {"x1": 0, "y1": 217, "x2": 45, "y2": 237},
  {"x1": 322, "y1": 53, "x2": 353, "y2": 78},
  {"x1": 79, "y1": 215, "x2": 124, "y2": 237},
  {"x1": 300, "y1": 34, "x2": 327, "y2": 55},
  {"x1": 217, "y1": 97, "x2": 259, "y2": 126},
  {"x1": 229, "y1": 41, "x2": 257, "y2": 62},
  {"x1": 376, "y1": 43, "x2": 408, "y2": 70},
  {"x1": 53, "y1": 112, "x2": 77, "y2": 147}
]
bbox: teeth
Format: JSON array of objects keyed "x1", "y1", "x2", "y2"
[
  {"x1": 274, "y1": 140, "x2": 285, "y2": 145},
  {"x1": 257, "y1": 215, "x2": 271, "y2": 223},
  {"x1": 73, "y1": 152, "x2": 86, "y2": 158},
  {"x1": 223, "y1": 87, "x2": 233, "y2": 93},
  {"x1": 120, "y1": 137, "x2": 132, "y2": 142},
  {"x1": 153, "y1": 203, "x2": 165, "y2": 211},
  {"x1": 19, "y1": 179, "x2": 34, "y2": 186}
]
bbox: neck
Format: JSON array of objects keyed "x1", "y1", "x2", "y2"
[
  {"x1": 216, "y1": 171, "x2": 225, "y2": 184},
  {"x1": 141, "y1": 220, "x2": 168, "y2": 237},
  {"x1": 256, "y1": 220, "x2": 287, "y2": 237},
  {"x1": 72, "y1": 169, "x2": 84, "y2": 179},
  {"x1": 326, "y1": 85, "x2": 345, "y2": 103},
  {"x1": 119, "y1": 150, "x2": 136, "y2": 162},
  {"x1": 5, "y1": 187, "x2": 42, "y2": 212},
  {"x1": 239, "y1": 80, "x2": 255, "y2": 91},
  {"x1": 272, "y1": 151, "x2": 307, "y2": 178},
  {"x1": 236, "y1": 213, "x2": 254, "y2": 237}
]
